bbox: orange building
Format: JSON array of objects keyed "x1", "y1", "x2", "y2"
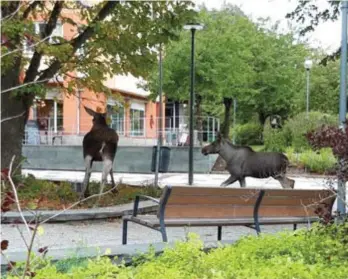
[{"x1": 26, "y1": 6, "x2": 165, "y2": 145}]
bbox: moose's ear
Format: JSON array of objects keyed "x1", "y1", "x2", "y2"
[
  {"x1": 84, "y1": 106, "x2": 96, "y2": 117},
  {"x1": 217, "y1": 131, "x2": 222, "y2": 141}
]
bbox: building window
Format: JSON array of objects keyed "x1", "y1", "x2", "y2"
[
  {"x1": 36, "y1": 100, "x2": 63, "y2": 132},
  {"x1": 130, "y1": 108, "x2": 145, "y2": 136},
  {"x1": 24, "y1": 22, "x2": 63, "y2": 53},
  {"x1": 107, "y1": 105, "x2": 124, "y2": 135}
]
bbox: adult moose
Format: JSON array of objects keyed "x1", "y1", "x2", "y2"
[
  {"x1": 81, "y1": 106, "x2": 119, "y2": 203},
  {"x1": 202, "y1": 133, "x2": 294, "y2": 189}
]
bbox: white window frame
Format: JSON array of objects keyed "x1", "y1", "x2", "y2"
[
  {"x1": 24, "y1": 21, "x2": 63, "y2": 55},
  {"x1": 130, "y1": 102, "x2": 145, "y2": 137},
  {"x1": 107, "y1": 102, "x2": 125, "y2": 136}
]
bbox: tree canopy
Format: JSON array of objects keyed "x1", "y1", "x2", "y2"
[
  {"x1": 1, "y1": 0, "x2": 195, "y2": 167},
  {"x1": 145, "y1": 6, "x2": 312, "y2": 134}
]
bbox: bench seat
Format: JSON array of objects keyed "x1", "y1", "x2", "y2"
[
  {"x1": 122, "y1": 186, "x2": 336, "y2": 244},
  {"x1": 124, "y1": 215, "x2": 320, "y2": 227}
]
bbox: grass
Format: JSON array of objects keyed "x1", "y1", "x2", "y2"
[{"x1": 2, "y1": 174, "x2": 163, "y2": 210}]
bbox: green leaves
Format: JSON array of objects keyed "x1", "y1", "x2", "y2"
[
  {"x1": 1, "y1": 1, "x2": 196, "y2": 97},
  {"x1": 6, "y1": 222, "x2": 348, "y2": 279}
]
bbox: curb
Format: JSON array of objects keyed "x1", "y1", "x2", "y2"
[{"x1": 1, "y1": 201, "x2": 158, "y2": 224}]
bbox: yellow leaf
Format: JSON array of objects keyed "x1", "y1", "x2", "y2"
[
  {"x1": 37, "y1": 226, "x2": 44, "y2": 236},
  {"x1": 104, "y1": 248, "x2": 112, "y2": 255}
]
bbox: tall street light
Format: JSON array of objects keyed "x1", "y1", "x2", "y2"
[
  {"x1": 304, "y1": 58, "x2": 313, "y2": 118},
  {"x1": 338, "y1": 0, "x2": 347, "y2": 216},
  {"x1": 184, "y1": 23, "x2": 204, "y2": 186}
]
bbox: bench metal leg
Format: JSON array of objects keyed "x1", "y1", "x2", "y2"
[
  {"x1": 122, "y1": 219, "x2": 128, "y2": 245},
  {"x1": 217, "y1": 226, "x2": 222, "y2": 241},
  {"x1": 255, "y1": 222, "x2": 261, "y2": 235},
  {"x1": 160, "y1": 228, "x2": 168, "y2": 242},
  {"x1": 293, "y1": 224, "x2": 297, "y2": 231}
]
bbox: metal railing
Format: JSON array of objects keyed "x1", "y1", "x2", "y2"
[{"x1": 23, "y1": 116, "x2": 220, "y2": 146}]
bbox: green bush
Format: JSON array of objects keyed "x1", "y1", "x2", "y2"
[
  {"x1": 285, "y1": 147, "x2": 337, "y2": 174},
  {"x1": 285, "y1": 111, "x2": 336, "y2": 152},
  {"x1": 263, "y1": 112, "x2": 336, "y2": 152},
  {"x1": 284, "y1": 146, "x2": 298, "y2": 166},
  {"x1": 299, "y1": 148, "x2": 336, "y2": 173},
  {"x1": 263, "y1": 124, "x2": 290, "y2": 152},
  {"x1": 231, "y1": 122, "x2": 263, "y2": 145},
  {"x1": 6, "y1": 221, "x2": 348, "y2": 279}
]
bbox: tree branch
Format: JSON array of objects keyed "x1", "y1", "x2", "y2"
[
  {"x1": 1, "y1": 1, "x2": 23, "y2": 21},
  {"x1": 24, "y1": 1, "x2": 65, "y2": 83},
  {"x1": 8, "y1": 156, "x2": 31, "y2": 237},
  {"x1": 38, "y1": 1, "x2": 120, "y2": 82},
  {"x1": 0, "y1": 111, "x2": 26, "y2": 123},
  {"x1": 22, "y1": 1, "x2": 42, "y2": 20},
  {"x1": 1, "y1": 35, "x2": 51, "y2": 58},
  {"x1": 0, "y1": 78, "x2": 51, "y2": 94}
]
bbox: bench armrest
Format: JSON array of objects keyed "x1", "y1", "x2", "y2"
[{"x1": 133, "y1": 195, "x2": 160, "y2": 217}]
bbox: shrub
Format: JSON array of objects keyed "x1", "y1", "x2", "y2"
[
  {"x1": 307, "y1": 123, "x2": 348, "y2": 180},
  {"x1": 6, "y1": 222, "x2": 348, "y2": 279},
  {"x1": 299, "y1": 148, "x2": 336, "y2": 174},
  {"x1": 263, "y1": 124, "x2": 290, "y2": 152},
  {"x1": 231, "y1": 123, "x2": 263, "y2": 145},
  {"x1": 285, "y1": 111, "x2": 336, "y2": 152},
  {"x1": 285, "y1": 147, "x2": 336, "y2": 174},
  {"x1": 263, "y1": 112, "x2": 336, "y2": 152}
]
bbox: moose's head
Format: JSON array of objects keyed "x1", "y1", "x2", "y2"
[
  {"x1": 201, "y1": 132, "x2": 225, "y2": 155},
  {"x1": 84, "y1": 106, "x2": 108, "y2": 126}
]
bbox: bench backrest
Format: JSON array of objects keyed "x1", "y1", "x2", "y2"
[{"x1": 158, "y1": 186, "x2": 336, "y2": 219}]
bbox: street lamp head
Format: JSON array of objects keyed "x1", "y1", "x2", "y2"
[
  {"x1": 304, "y1": 59, "x2": 313, "y2": 70},
  {"x1": 183, "y1": 23, "x2": 204, "y2": 31}
]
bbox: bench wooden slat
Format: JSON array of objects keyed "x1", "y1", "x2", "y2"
[
  {"x1": 124, "y1": 215, "x2": 320, "y2": 227},
  {"x1": 167, "y1": 195, "x2": 331, "y2": 206},
  {"x1": 164, "y1": 204, "x2": 321, "y2": 219},
  {"x1": 168, "y1": 187, "x2": 332, "y2": 199}
]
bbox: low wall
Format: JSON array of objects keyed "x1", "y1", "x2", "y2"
[{"x1": 22, "y1": 145, "x2": 218, "y2": 173}]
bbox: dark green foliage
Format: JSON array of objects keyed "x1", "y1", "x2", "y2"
[
  {"x1": 264, "y1": 111, "x2": 336, "y2": 152},
  {"x1": 231, "y1": 123, "x2": 263, "y2": 145},
  {"x1": 286, "y1": 111, "x2": 336, "y2": 152}
]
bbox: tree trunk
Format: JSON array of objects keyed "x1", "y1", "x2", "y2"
[
  {"x1": 1, "y1": 56, "x2": 28, "y2": 170},
  {"x1": 1, "y1": 94, "x2": 28, "y2": 170},
  {"x1": 211, "y1": 97, "x2": 233, "y2": 172},
  {"x1": 222, "y1": 97, "x2": 233, "y2": 137},
  {"x1": 195, "y1": 94, "x2": 203, "y2": 146},
  {"x1": 258, "y1": 112, "x2": 267, "y2": 126}
]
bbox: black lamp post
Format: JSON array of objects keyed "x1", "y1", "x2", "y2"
[
  {"x1": 184, "y1": 23, "x2": 204, "y2": 186},
  {"x1": 304, "y1": 58, "x2": 313, "y2": 118}
]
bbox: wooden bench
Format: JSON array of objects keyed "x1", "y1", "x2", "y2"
[{"x1": 122, "y1": 186, "x2": 336, "y2": 244}]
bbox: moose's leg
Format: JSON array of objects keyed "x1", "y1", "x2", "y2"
[
  {"x1": 239, "y1": 177, "x2": 246, "y2": 188},
  {"x1": 81, "y1": 155, "x2": 93, "y2": 199},
  {"x1": 220, "y1": 175, "x2": 238, "y2": 187},
  {"x1": 95, "y1": 158, "x2": 113, "y2": 206},
  {"x1": 109, "y1": 168, "x2": 118, "y2": 194},
  {"x1": 273, "y1": 173, "x2": 295, "y2": 189}
]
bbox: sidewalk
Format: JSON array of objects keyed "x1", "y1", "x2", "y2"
[{"x1": 22, "y1": 169, "x2": 338, "y2": 189}]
